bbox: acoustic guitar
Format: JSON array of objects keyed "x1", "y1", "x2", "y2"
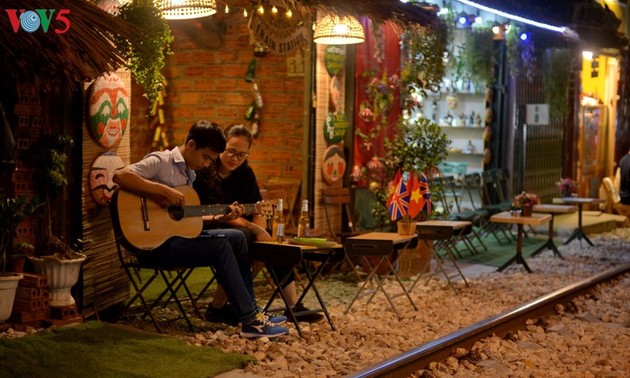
[{"x1": 111, "y1": 186, "x2": 273, "y2": 250}]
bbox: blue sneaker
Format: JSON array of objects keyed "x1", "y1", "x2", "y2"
[
  {"x1": 240, "y1": 312, "x2": 288, "y2": 338},
  {"x1": 265, "y1": 312, "x2": 287, "y2": 325},
  {"x1": 255, "y1": 306, "x2": 287, "y2": 324}
]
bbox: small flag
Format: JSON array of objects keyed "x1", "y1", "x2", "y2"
[
  {"x1": 407, "y1": 171, "x2": 422, "y2": 218},
  {"x1": 386, "y1": 169, "x2": 409, "y2": 221},
  {"x1": 419, "y1": 172, "x2": 432, "y2": 215}
]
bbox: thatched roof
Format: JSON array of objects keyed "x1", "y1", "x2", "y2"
[
  {"x1": 297, "y1": 0, "x2": 440, "y2": 29},
  {"x1": 0, "y1": 0, "x2": 139, "y2": 91}
]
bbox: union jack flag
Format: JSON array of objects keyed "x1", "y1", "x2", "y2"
[{"x1": 386, "y1": 169, "x2": 409, "y2": 221}]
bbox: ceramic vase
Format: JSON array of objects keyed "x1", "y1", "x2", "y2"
[
  {"x1": 397, "y1": 216, "x2": 416, "y2": 235},
  {"x1": 29, "y1": 254, "x2": 86, "y2": 307},
  {"x1": 0, "y1": 273, "x2": 23, "y2": 321},
  {"x1": 521, "y1": 205, "x2": 533, "y2": 217}
]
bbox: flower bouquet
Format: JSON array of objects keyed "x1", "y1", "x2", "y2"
[
  {"x1": 512, "y1": 191, "x2": 540, "y2": 216},
  {"x1": 557, "y1": 177, "x2": 577, "y2": 197}
]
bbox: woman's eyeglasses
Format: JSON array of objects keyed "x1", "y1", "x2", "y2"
[{"x1": 224, "y1": 148, "x2": 249, "y2": 161}]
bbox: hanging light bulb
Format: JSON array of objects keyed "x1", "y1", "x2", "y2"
[
  {"x1": 155, "y1": 0, "x2": 217, "y2": 20},
  {"x1": 257, "y1": 5, "x2": 264, "y2": 15},
  {"x1": 243, "y1": 8, "x2": 248, "y2": 17},
  {"x1": 313, "y1": 15, "x2": 365, "y2": 45},
  {"x1": 224, "y1": 3, "x2": 229, "y2": 13},
  {"x1": 285, "y1": 9, "x2": 292, "y2": 18},
  {"x1": 271, "y1": 6, "x2": 278, "y2": 15}
]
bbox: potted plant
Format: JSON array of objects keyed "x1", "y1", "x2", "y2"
[
  {"x1": 368, "y1": 117, "x2": 450, "y2": 228},
  {"x1": 512, "y1": 191, "x2": 541, "y2": 216},
  {"x1": 25, "y1": 134, "x2": 87, "y2": 307},
  {"x1": 557, "y1": 177, "x2": 578, "y2": 198},
  {"x1": 0, "y1": 191, "x2": 41, "y2": 321},
  {"x1": 28, "y1": 237, "x2": 88, "y2": 307}
]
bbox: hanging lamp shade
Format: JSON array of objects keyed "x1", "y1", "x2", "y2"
[
  {"x1": 313, "y1": 15, "x2": 365, "y2": 45},
  {"x1": 155, "y1": 0, "x2": 217, "y2": 20}
]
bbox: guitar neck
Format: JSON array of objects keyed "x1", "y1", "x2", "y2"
[{"x1": 181, "y1": 203, "x2": 257, "y2": 218}]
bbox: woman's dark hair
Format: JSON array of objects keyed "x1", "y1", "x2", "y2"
[
  {"x1": 186, "y1": 120, "x2": 226, "y2": 152},
  {"x1": 224, "y1": 124, "x2": 253, "y2": 147}
]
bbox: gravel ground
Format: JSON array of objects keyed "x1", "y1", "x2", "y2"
[
  {"x1": 2, "y1": 228, "x2": 629, "y2": 377},
  {"x1": 186, "y1": 228, "x2": 629, "y2": 377}
]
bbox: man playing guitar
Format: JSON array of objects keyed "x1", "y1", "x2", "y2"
[{"x1": 113, "y1": 120, "x2": 288, "y2": 338}]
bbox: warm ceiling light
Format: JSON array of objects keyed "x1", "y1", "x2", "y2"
[
  {"x1": 313, "y1": 15, "x2": 365, "y2": 45},
  {"x1": 155, "y1": 0, "x2": 217, "y2": 20}
]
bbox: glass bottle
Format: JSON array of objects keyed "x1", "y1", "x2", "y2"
[
  {"x1": 271, "y1": 199, "x2": 285, "y2": 243},
  {"x1": 297, "y1": 199, "x2": 310, "y2": 238},
  {"x1": 244, "y1": 58, "x2": 257, "y2": 83}
]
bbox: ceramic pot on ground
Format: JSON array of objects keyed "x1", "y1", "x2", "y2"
[
  {"x1": 0, "y1": 273, "x2": 23, "y2": 321},
  {"x1": 29, "y1": 254, "x2": 86, "y2": 307}
]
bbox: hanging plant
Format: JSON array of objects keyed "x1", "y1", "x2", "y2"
[
  {"x1": 463, "y1": 27, "x2": 495, "y2": 86},
  {"x1": 505, "y1": 23, "x2": 536, "y2": 81},
  {"x1": 543, "y1": 48, "x2": 572, "y2": 118},
  {"x1": 400, "y1": 20, "x2": 450, "y2": 98},
  {"x1": 505, "y1": 23, "x2": 522, "y2": 76},
  {"x1": 114, "y1": 0, "x2": 174, "y2": 103}
]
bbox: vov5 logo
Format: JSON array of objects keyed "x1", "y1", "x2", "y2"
[{"x1": 5, "y1": 9, "x2": 71, "y2": 34}]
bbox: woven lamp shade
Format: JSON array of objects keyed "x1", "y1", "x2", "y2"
[
  {"x1": 313, "y1": 15, "x2": 365, "y2": 45},
  {"x1": 156, "y1": 0, "x2": 217, "y2": 20}
]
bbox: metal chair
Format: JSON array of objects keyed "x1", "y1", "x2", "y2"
[
  {"x1": 321, "y1": 187, "x2": 362, "y2": 279},
  {"x1": 110, "y1": 190, "x2": 213, "y2": 333}
]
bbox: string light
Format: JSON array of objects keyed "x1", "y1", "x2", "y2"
[
  {"x1": 456, "y1": 0, "x2": 577, "y2": 39},
  {"x1": 221, "y1": 2, "x2": 296, "y2": 23}
]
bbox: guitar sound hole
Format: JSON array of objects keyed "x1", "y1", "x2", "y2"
[{"x1": 168, "y1": 206, "x2": 185, "y2": 221}]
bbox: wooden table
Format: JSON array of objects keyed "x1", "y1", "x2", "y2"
[
  {"x1": 251, "y1": 241, "x2": 344, "y2": 338},
  {"x1": 555, "y1": 197, "x2": 603, "y2": 247},
  {"x1": 490, "y1": 212, "x2": 551, "y2": 273},
  {"x1": 414, "y1": 220, "x2": 471, "y2": 293},
  {"x1": 531, "y1": 204, "x2": 578, "y2": 258},
  {"x1": 343, "y1": 232, "x2": 418, "y2": 319}
]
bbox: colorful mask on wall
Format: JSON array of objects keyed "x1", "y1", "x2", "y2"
[
  {"x1": 89, "y1": 151, "x2": 124, "y2": 206},
  {"x1": 322, "y1": 145, "x2": 346, "y2": 184},
  {"x1": 87, "y1": 72, "x2": 129, "y2": 149}
]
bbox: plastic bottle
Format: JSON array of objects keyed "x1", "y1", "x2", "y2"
[
  {"x1": 272, "y1": 199, "x2": 285, "y2": 243},
  {"x1": 297, "y1": 199, "x2": 310, "y2": 238}
]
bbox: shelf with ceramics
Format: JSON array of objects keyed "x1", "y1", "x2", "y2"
[{"x1": 424, "y1": 87, "x2": 487, "y2": 175}]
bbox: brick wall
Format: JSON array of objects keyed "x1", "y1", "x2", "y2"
[{"x1": 129, "y1": 7, "x2": 306, "y2": 187}]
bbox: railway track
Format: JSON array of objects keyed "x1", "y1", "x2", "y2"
[{"x1": 348, "y1": 263, "x2": 630, "y2": 378}]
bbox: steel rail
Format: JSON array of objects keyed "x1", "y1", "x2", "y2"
[{"x1": 348, "y1": 263, "x2": 630, "y2": 378}]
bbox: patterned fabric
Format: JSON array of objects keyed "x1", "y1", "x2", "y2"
[{"x1": 386, "y1": 169, "x2": 409, "y2": 221}]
